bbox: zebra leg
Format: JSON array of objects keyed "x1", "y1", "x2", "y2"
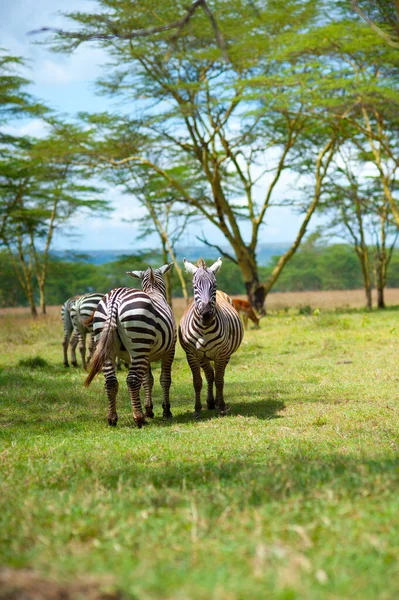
[
  {"x1": 160, "y1": 349, "x2": 175, "y2": 419},
  {"x1": 103, "y1": 360, "x2": 119, "y2": 426},
  {"x1": 70, "y1": 331, "x2": 79, "y2": 367},
  {"x1": 78, "y1": 332, "x2": 87, "y2": 370},
  {"x1": 62, "y1": 329, "x2": 71, "y2": 367},
  {"x1": 126, "y1": 359, "x2": 148, "y2": 428},
  {"x1": 143, "y1": 365, "x2": 155, "y2": 419},
  {"x1": 87, "y1": 332, "x2": 96, "y2": 366},
  {"x1": 187, "y1": 353, "x2": 203, "y2": 417},
  {"x1": 200, "y1": 359, "x2": 215, "y2": 409},
  {"x1": 214, "y1": 359, "x2": 230, "y2": 415}
]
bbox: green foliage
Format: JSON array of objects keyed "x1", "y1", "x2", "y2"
[
  {"x1": 0, "y1": 49, "x2": 47, "y2": 127},
  {"x1": 6, "y1": 241, "x2": 399, "y2": 309},
  {"x1": 264, "y1": 243, "x2": 364, "y2": 292}
]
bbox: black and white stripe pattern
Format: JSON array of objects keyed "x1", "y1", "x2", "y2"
[
  {"x1": 178, "y1": 258, "x2": 243, "y2": 417},
  {"x1": 61, "y1": 296, "x2": 80, "y2": 367},
  {"x1": 69, "y1": 292, "x2": 105, "y2": 370},
  {"x1": 84, "y1": 264, "x2": 176, "y2": 428}
]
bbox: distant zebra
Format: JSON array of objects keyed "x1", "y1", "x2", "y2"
[
  {"x1": 61, "y1": 296, "x2": 80, "y2": 367},
  {"x1": 179, "y1": 258, "x2": 244, "y2": 417},
  {"x1": 84, "y1": 264, "x2": 176, "y2": 428},
  {"x1": 69, "y1": 292, "x2": 105, "y2": 370}
]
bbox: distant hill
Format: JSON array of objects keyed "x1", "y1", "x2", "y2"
[{"x1": 52, "y1": 243, "x2": 290, "y2": 266}]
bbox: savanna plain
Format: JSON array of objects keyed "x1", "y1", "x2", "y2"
[{"x1": 1, "y1": 293, "x2": 399, "y2": 600}]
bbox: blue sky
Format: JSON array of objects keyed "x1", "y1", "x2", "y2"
[{"x1": 3, "y1": 0, "x2": 326, "y2": 252}]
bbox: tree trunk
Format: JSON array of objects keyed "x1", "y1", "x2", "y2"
[
  {"x1": 356, "y1": 249, "x2": 372, "y2": 309},
  {"x1": 365, "y1": 285, "x2": 372, "y2": 309},
  {"x1": 244, "y1": 279, "x2": 266, "y2": 315},
  {"x1": 163, "y1": 235, "x2": 189, "y2": 305},
  {"x1": 39, "y1": 282, "x2": 46, "y2": 315},
  {"x1": 377, "y1": 283, "x2": 385, "y2": 309},
  {"x1": 231, "y1": 245, "x2": 265, "y2": 314},
  {"x1": 27, "y1": 285, "x2": 37, "y2": 317},
  {"x1": 161, "y1": 238, "x2": 173, "y2": 308}
]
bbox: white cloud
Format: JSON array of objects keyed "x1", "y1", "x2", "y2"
[
  {"x1": 34, "y1": 47, "x2": 107, "y2": 86},
  {"x1": 35, "y1": 59, "x2": 72, "y2": 85},
  {"x1": 2, "y1": 118, "x2": 50, "y2": 138}
]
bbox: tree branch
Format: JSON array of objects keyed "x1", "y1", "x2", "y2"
[{"x1": 196, "y1": 233, "x2": 239, "y2": 264}]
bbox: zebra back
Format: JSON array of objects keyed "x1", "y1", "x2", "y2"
[
  {"x1": 85, "y1": 266, "x2": 176, "y2": 387},
  {"x1": 61, "y1": 295, "x2": 80, "y2": 337},
  {"x1": 70, "y1": 292, "x2": 105, "y2": 335}
]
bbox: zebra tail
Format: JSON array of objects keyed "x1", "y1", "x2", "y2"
[
  {"x1": 83, "y1": 310, "x2": 95, "y2": 328},
  {"x1": 84, "y1": 320, "x2": 117, "y2": 387}
]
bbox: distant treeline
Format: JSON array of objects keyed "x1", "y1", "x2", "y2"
[{"x1": 3, "y1": 243, "x2": 399, "y2": 308}]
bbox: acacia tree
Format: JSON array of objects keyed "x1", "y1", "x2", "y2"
[
  {"x1": 322, "y1": 146, "x2": 398, "y2": 308},
  {"x1": 277, "y1": 5, "x2": 399, "y2": 300},
  {"x1": 0, "y1": 50, "x2": 46, "y2": 315},
  {"x1": 0, "y1": 125, "x2": 108, "y2": 315},
  {"x1": 44, "y1": 0, "x2": 346, "y2": 312}
]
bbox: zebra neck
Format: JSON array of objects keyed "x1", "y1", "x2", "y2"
[
  {"x1": 143, "y1": 287, "x2": 167, "y2": 301},
  {"x1": 194, "y1": 307, "x2": 216, "y2": 328}
]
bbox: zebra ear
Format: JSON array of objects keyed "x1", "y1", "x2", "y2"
[
  {"x1": 126, "y1": 270, "x2": 144, "y2": 279},
  {"x1": 184, "y1": 258, "x2": 197, "y2": 275},
  {"x1": 209, "y1": 257, "x2": 222, "y2": 274},
  {"x1": 159, "y1": 263, "x2": 174, "y2": 275}
]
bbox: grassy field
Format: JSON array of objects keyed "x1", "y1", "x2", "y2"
[{"x1": 1, "y1": 299, "x2": 399, "y2": 599}]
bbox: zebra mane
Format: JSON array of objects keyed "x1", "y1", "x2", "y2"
[
  {"x1": 148, "y1": 267, "x2": 155, "y2": 284},
  {"x1": 197, "y1": 258, "x2": 206, "y2": 269},
  {"x1": 141, "y1": 266, "x2": 167, "y2": 298}
]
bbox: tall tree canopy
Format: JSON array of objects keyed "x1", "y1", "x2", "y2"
[
  {"x1": 0, "y1": 50, "x2": 109, "y2": 314},
  {"x1": 37, "y1": 0, "x2": 399, "y2": 310},
  {"x1": 44, "y1": 0, "x2": 343, "y2": 311}
]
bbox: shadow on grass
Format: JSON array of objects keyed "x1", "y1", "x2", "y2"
[
  {"x1": 1, "y1": 361, "x2": 286, "y2": 432},
  {"x1": 116, "y1": 398, "x2": 285, "y2": 430},
  {"x1": 0, "y1": 360, "x2": 338, "y2": 433},
  {"x1": 86, "y1": 452, "x2": 399, "y2": 504}
]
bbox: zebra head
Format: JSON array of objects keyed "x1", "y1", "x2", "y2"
[
  {"x1": 184, "y1": 257, "x2": 222, "y2": 325},
  {"x1": 126, "y1": 263, "x2": 174, "y2": 298}
]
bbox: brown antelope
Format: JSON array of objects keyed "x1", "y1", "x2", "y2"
[{"x1": 232, "y1": 299, "x2": 260, "y2": 330}]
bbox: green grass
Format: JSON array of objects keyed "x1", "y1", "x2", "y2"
[{"x1": 1, "y1": 308, "x2": 399, "y2": 599}]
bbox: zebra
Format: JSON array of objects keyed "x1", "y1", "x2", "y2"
[
  {"x1": 84, "y1": 264, "x2": 176, "y2": 428},
  {"x1": 69, "y1": 292, "x2": 105, "y2": 370},
  {"x1": 61, "y1": 296, "x2": 80, "y2": 367},
  {"x1": 178, "y1": 258, "x2": 243, "y2": 417}
]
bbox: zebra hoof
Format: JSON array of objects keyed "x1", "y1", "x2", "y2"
[
  {"x1": 219, "y1": 405, "x2": 230, "y2": 416},
  {"x1": 108, "y1": 417, "x2": 118, "y2": 427},
  {"x1": 193, "y1": 411, "x2": 201, "y2": 420},
  {"x1": 63, "y1": 363, "x2": 69, "y2": 368},
  {"x1": 71, "y1": 361, "x2": 78, "y2": 368},
  {"x1": 207, "y1": 402, "x2": 216, "y2": 410},
  {"x1": 135, "y1": 417, "x2": 147, "y2": 429},
  {"x1": 163, "y1": 411, "x2": 173, "y2": 420},
  {"x1": 145, "y1": 408, "x2": 155, "y2": 419}
]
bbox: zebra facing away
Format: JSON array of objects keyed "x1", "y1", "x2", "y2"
[
  {"x1": 179, "y1": 258, "x2": 244, "y2": 417},
  {"x1": 70, "y1": 292, "x2": 105, "y2": 370},
  {"x1": 61, "y1": 296, "x2": 80, "y2": 367},
  {"x1": 84, "y1": 264, "x2": 176, "y2": 428}
]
